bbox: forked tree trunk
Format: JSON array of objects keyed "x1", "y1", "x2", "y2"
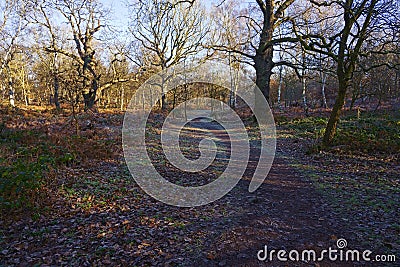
[
  {"x1": 83, "y1": 76, "x2": 99, "y2": 110},
  {"x1": 83, "y1": 91, "x2": 96, "y2": 110}
]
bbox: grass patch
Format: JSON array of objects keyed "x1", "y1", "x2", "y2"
[
  {"x1": 279, "y1": 111, "x2": 400, "y2": 254},
  {"x1": 279, "y1": 110, "x2": 400, "y2": 156},
  {"x1": 333, "y1": 112, "x2": 400, "y2": 154}
]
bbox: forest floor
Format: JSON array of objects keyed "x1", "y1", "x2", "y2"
[{"x1": 0, "y1": 104, "x2": 399, "y2": 266}]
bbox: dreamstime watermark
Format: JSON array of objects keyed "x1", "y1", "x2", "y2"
[
  {"x1": 122, "y1": 61, "x2": 276, "y2": 207},
  {"x1": 257, "y1": 238, "x2": 397, "y2": 263}
]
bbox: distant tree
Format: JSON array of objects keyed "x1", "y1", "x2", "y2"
[
  {"x1": 129, "y1": 0, "x2": 209, "y2": 110},
  {"x1": 210, "y1": 0, "x2": 245, "y2": 108},
  {"x1": 0, "y1": 0, "x2": 30, "y2": 107}
]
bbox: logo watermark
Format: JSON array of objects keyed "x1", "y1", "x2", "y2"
[
  {"x1": 122, "y1": 61, "x2": 276, "y2": 207},
  {"x1": 257, "y1": 238, "x2": 397, "y2": 263}
]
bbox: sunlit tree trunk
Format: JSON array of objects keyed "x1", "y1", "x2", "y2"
[
  {"x1": 9, "y1": 79, "x2": 15, "y2": 108},
  {"x1": 120, "y1": 84, "x2": 125, "y2": 111}
]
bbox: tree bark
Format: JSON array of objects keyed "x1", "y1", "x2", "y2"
[
  {"x1": 323, "y1": 75, "x2": 349, "y2": 145},
  {"x1": 254, "y1": 51, "x2": 273, "y2": 104},
  {"x1": 82, "y1": 91, "x2": 95, "y2": 110},
  {"x1": 54, "y1": 74, "x2": 60, "y2": 110}
]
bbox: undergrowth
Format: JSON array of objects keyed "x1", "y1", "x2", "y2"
[
  {"x1": 278, "y1": 110, "x2": 400, "y2": 156},
  {"x1": 0, "y1": 118, "x2": 115, "y2": 216}
]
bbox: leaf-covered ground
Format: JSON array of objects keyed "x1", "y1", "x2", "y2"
[{"x1": 0, "y1": 106, "x2": 398, "y2": 266}]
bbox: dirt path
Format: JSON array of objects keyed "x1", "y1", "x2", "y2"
[
  {"x1": 0, "y1": 117, "x2": 382, "y2": 266},
  {"x1": 176, "y1": 119, "x2": 357, "y2": 266}
]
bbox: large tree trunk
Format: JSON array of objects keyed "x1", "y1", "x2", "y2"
[
  {"x1": 83, "y1": 76, "x2": 99, "y2": 110},
  {"x1": 254, "y1": 51, "x2": 273, "y2": 105},
  {"x1": 83, "y1": 90, "x2": 96, "y2": 110}
]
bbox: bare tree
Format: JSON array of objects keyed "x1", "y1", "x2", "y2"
[
  {"x1": 30, "y1": 0, "x2": 105, "y2": 110},
  {"x1": 32, "y1": 0, "x2": 135, "y2": 110},
  {"x1": 211, "y1": 0, "x2": 244, "y2": 108},
  {"x1": 129, "y1": 0, "x2": 209, "y2": 109},
  {"x1": 0, "y1": 0, "x2": 30, "y2": 107},
  {"x1": 30, "y1": 4, "x2": 68, "y2": 110},
  {"x1": 211, "y1": 0, "x2": 297, "y2": 104},
  {"x1": 294, "y1": 0, "x2": 400, "y2": 145}
]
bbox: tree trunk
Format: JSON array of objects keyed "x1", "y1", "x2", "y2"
[
  {"x1": 23, "y1": 87, "x2": 28, "y2": 106},
  {"x1": 83, "y1": 77, "x2": 99, "y2": 110},
  {"x1": 83, "y1": 91, "x2": 96, "y2": 110},
  {"x1": 161, "y1": 89, "x2": 167, "y2": 110},
  {"x1": 232, "y1": 67, "x2": 239, "y2": 108},
  {"x1": 9, "y1": 79, "x2": 15, "y2": 108},
  {"x1": 321, "y1": 74, "x2": 328, "y2": 109},
  {"x1": 172, "y1": 90, "x2": 176, "y2": 110},
  {"x1": 120, "y1": 85, "x2": 125, "y2": 111},
  {"x1": 107, "y1": 90, "x2": 111, "y2": 108},
  {"x1": 160, "y1": 71, "x2": 167, "y2": 110},
  {"x1": 54, "y1": 74, "x2": 60, "y2": 110},
  {"x1": 277, "y1": 66, "x2": 283, "y2": 108},
  {"x1": 254, "y1": 51, "x2": 273, "y2": 105},
  {"x1": 301, "y1": 75, "x2": 308, "y2": 113},
  {"x1": 323, "y1": 79, "x2": 348, "y2": 145},
  {"x1": 21, "y1": 73, "x2": 29, "y2": 106},
  {"x1": 349, "y1": 90, "x2": 358, "y2": 111},
  {"x1": 184, "y1": 85, "x2": 188, "y2": 121},
  {"x1": 228, "y1": 52, "x2": 238, "y2": 108}
]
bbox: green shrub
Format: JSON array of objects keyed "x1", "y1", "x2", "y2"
[
  {"x1": 281, "y1": 112, "x2": 400, "y2": 155},
  {"x1": 0, "y1": 159, "x2": 46, "y2": 209},
  {"x1": 0, "y1": 128, "x2": 75, "y2": 211}
]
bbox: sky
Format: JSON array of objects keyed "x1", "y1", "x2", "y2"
[
  {"x1": 99, "y1": 0, "x2": 220, "y2": 45},
  {"x1": 100, "y1": 0, "x2": 218, "y2": 30},
  {"x1": 101, "y1": 0, "x2": 130, "y2": 29}
]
